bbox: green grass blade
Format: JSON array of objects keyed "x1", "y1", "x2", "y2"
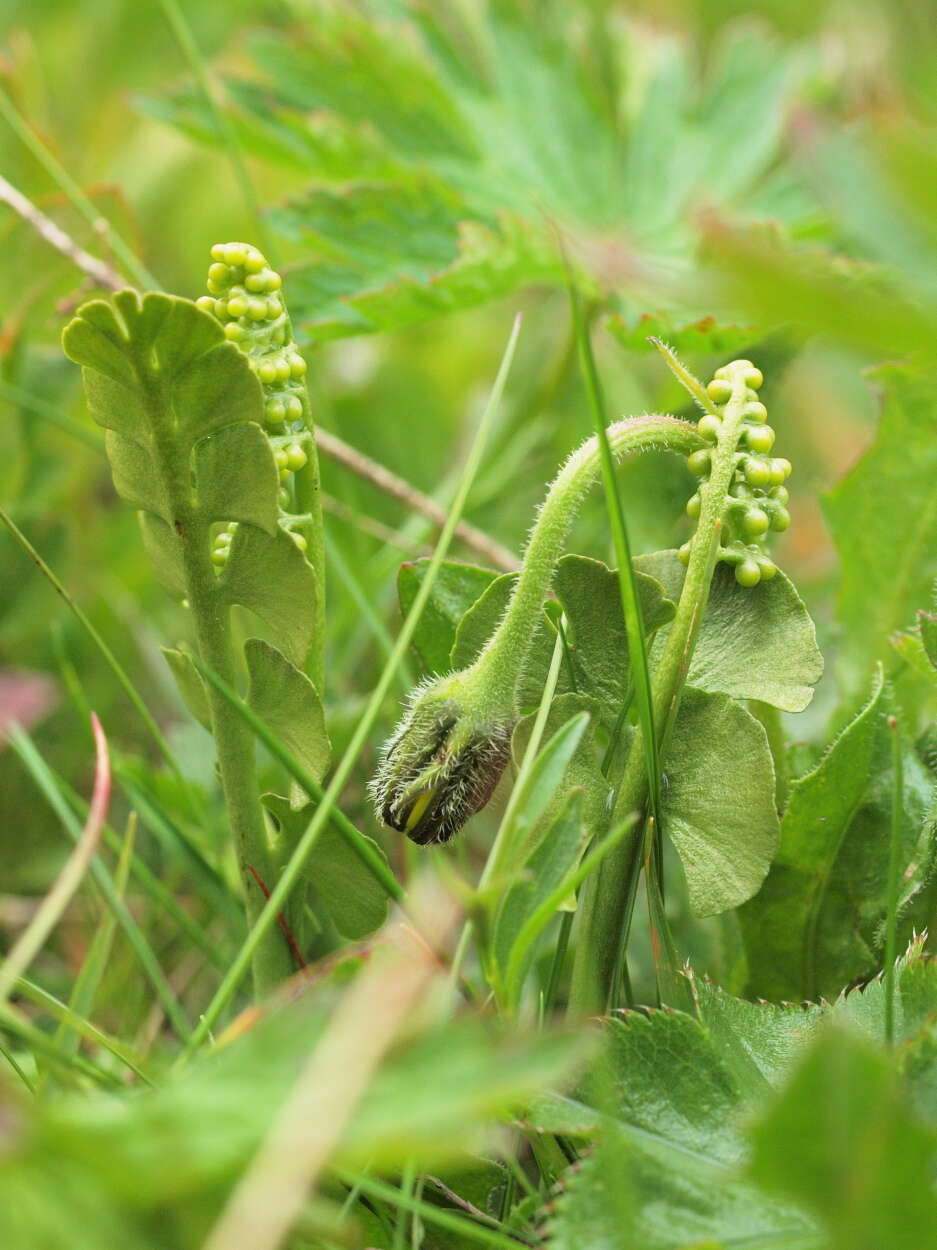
[
  {"x1": 569, "y1": 286, "x2": 661, "y2": 831},
  {"x1": 8, "y1": 726, "x2": 193, "y2": 1041},
  {"x1": 0, "y1": 714, "x2": 109, "y2": 1009},
  {"x1": 14, "y1": 976, "x2": 153, "y2": 1086},
  {"x1": 179, "y1": 313, "x2": 522, "y2": 1057},
  {"x1": 189, "y1": 653, "x2": 404, "y2": 905},
  {"x1": 0, "y1": 88, "x2": 157, "y2": 289},
  {"x1": 337, "y1": 1171, "x2": 530, "y2": 1250},
  {"x1": 0, "y1": 506, "x2": 197, "y2": 813}
]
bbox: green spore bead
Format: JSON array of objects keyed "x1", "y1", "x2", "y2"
[
  {"x1": 216, "y1": 528, "x2": 233, "y2": 545},
  {"x1": 244, "y1": 250, "x2": 266, "y2": 274},
  {"x1": 266, "y1": 271, "x2": 282, "y2": 291},
  {"x1": 207, "y1": 263, "x2": 230, "y2": 287},
  {"x1": 735, "y1": 558, "x2": 761, "y2": 587},
  {"x1": 742, "y1": 507, "x2": 770, "y2": 537},
  {"x1": 196, "y1": 296, "x2": 215, "y2": 313},
  {"x1": 210, "y1": 243, "x2": 226, "y2": 262},
  {"x1": 289, "y1": 354, "x2": 307, "y2": 378},
  {"x1": 247, "y1": 298, "x2": 268, "y2": 322},
  {"x1": 757, "y1": 556, "x2": 777, "y2": 580},
  {"x1": 687, "y1": 449, "x2": 711, "y2": 477},
  {"x1": 698, "y1": 414, "x2": 721, "y2": 442},
  {"x1": 245, "y1": 272, "x2": 267, "y2": 293},
  {"x1": 211, "y1": 545, "x2": 229, "y2": 567},
  {"x1": 274, "y1": 448, "x2": 289, "y2": 472},
  {"x1": 224, "y1": 323, "x2": 245, "y2": 342},
  {"x1": 742, "y1": 401, "x2": 768, "y2": 424},
  {"x1": 266, "y1": 297, "x2": 282, "y2": 319},
  {"x1": 771, "y1": 485, "x2": 789, "y2": 506},
  {"x1": 745, "y1": 367, "x2": 764, "y2": 390},
  {"x1": 265, "y1": 398, "x2": 286, "y2": 425},
  {"x1": 290, "y1": 531, "x2": 308, "y2": 552},
  {"x1": 285, "y1": 444, "x2": 307, "y2": 472},
  {"x1": 770, "y1": 505, "x2": 791, "y2": 532},
  {"x1": 677, "y1": 541, "x2": 693, "y2": 566},
  {"x1": 746, "y1": 425, "x2": 775, "y2": 454},
  {"x1": 771, "y1": 457, "x2": 792, "y2": 483},
  {"x1": 226, "y1": 295, "x2": 248, "y2": 319},
  {"x1": 275, "y1": 359, "x2": 291, "y2": 383},
  {"x1": 686, "y1": 492, "x2": 701, "y2": 519},
  {"x1": 223, "y1": 244, "x2": 247, "y2": 267},
  {"x1": 706, "y1": 378, "x2": 733, "y2": 404},
  {"x1": 744, "y1": 457, "x2": 771, "y2": 488},
  {"x1": 285, "y1": 395, "x2": 304, "y2": 421},
  {"x1": 257, "y1": 360, "x2": 278, "y2": 385}
]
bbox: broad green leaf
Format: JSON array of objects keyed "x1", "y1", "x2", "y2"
[
  {"x1": 161, "y1": 647, "x2": 211, "y2": 731},
  {"x1": 64, "y1": 291, "x2": 262, "y2": 443},
  {"x1": 261, "y1": 795, "x2": 386, "y2": 941},
  {"x1": 748, "y1": 1030, "x2": 937, "y2": 1250},
  {"x1": 498, "y1": 711, "x2": 590, "y2": 878},
  {"x1": 637, "y1": 552, "x2": 823, "y2": 712},
  {"x1": 662, "y1": 688, "x2": 780, "y2": 916},
  {"x1": 490, "y1": 789, "x2": 587, "y2": 1006},
  {"x1": 149, "y1": 13, "x2": 814, "y2": 341},
  {"x1": 397, "y1": 558, "x2": 499, "y2": 674},
  {"x1": 104, "y1": 429, "x2": 171, "y2": 522},
  {"x1": 220, "y1": 525, "x2": 319, "y2": 668},
  {"x1": 537, "y1": 949, "x2": 937, "y2": 1250},
  {"x1": 553, "y1": 555, "x2": 676, "y2": 706},
  {"x1": 138, "y1": 512, "x2": 185, "y2": 601},
  {"x1": 739, "y1": 669, "x2": 934, "y2": 1000},
  {"x1": 449, "y1": 572, "x2": 517, "y2": 670},
  {"x1": 193, "y1": 423, "x2": 279, "y2": 534},
  {"x1": 824, "y1": 366, "x2": 937, "y2": 693},
  {"x1": 245, "y1": 639, "x2": 330, "y2": 793}
]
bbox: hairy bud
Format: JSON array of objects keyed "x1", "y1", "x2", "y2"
[{"x1": 369, "y1": 673, "x2": 512, "y2": 846}]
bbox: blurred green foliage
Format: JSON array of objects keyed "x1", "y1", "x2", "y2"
[{"x1": 2, "y1": 0, "x2": 937, "y2": 1246}]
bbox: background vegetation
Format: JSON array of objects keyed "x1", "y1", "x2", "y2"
[{"x1": 1, "y1": 1, "x2": 936, "y2": 1247}]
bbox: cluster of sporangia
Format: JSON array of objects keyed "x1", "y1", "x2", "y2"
[
  {"x1": 677, "y1": 359, "x2": 791, "y2": 587},
  {"x1": 194, "y1": 242, "x2": 310, "y2": 568}
]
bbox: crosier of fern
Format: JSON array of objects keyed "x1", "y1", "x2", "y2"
[
  {"x1": 62, "y1": 244, "x2": 328, "y2": 995},
  {"x1": 372, "y1": 351, "x2": 803, "y2": 1012}
]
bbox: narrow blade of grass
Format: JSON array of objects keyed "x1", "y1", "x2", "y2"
[
  {"x1": 15, "y1": 976, "x2": 153, "y2": 1086},
  {"x1": 0, "y1": 506, "x2": 197, "y2": 815},
  {"x1": 8, "y1": 726, "x2": 193, "y2": 1041},
  {"x1": 179, "y1": 313, "x2": 522, "y2": 1057},
  {"x1": 337, "y1": 1172, "x2": 532, "y2": 1250},
  {"x1": 0, "y1": 714, "x2": 110, "y2": 1008},
  {"x1": 0, "y1": 88, "x2": 157, "y2": 289}
]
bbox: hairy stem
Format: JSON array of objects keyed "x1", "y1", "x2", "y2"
[
  {"x1": 470, "y1": 415, "x2": 704, "y2": 711},
  {"x1": 569, "y1": 368, "x2": 752, "y2": 1014}
]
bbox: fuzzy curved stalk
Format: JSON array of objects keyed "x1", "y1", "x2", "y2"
[{"x1": 371, "y1": 414, "x2": 705, "y2": 846}]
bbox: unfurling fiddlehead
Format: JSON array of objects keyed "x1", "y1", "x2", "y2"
[
  {"x1": 195, "y1": 241, "x2": 326, "y2": 691},
  {"x1": 372, "y1": 353, "x2": 794, "y2": 899},
  {"x1": 62, "y1": 243, "x2": 328, "y2": 993},
  {"x1": 369, "y1": 414, "x2": 705, "y2": 845}
]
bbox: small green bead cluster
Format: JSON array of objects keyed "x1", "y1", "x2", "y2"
[
  {"x1": 679, "y1": 358, "x2": 792, "y2": 588},
  {"x1": 198, "y1": 242, "x2": 312, "y2": 571},
  {"x1": 196, "y1": 242, "x2": 308, "y2": 431}
]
